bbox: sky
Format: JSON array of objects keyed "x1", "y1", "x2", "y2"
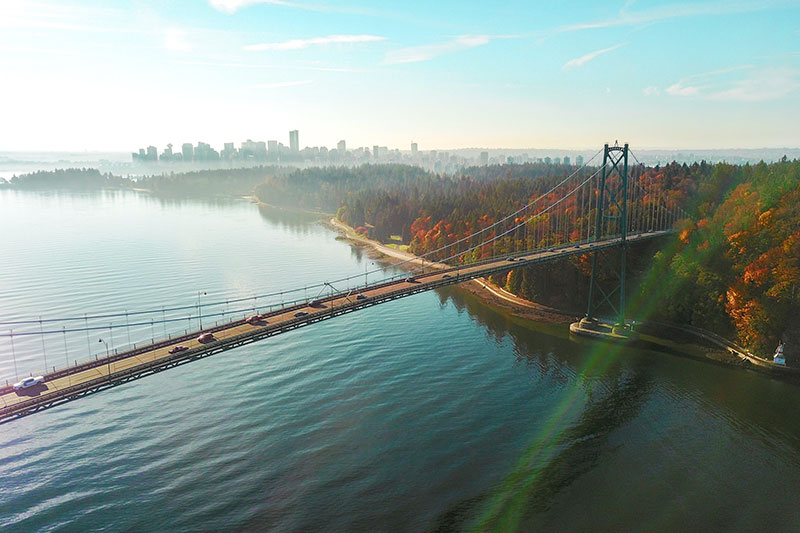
[{"x1": 1, "y1": 0, "x2": 799, "y2": 151}]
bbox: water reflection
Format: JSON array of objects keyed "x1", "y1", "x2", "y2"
[
  {"x1": 431, "y1": 283, "x2": 800, "y2": 530},
  {"x1": 256, "y1": 204, "x2": 322, "y2": 235}
]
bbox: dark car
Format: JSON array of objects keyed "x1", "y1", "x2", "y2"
[
  {"x1": 294, "y1": 311, "x2": 309, "y2": 317},
  {"x1": 309, "y1": 299, "x2": 325, "y2": 308},
  {"x1": 356, "y1": 294, "x2": 368, "y2": 300},
  {"x1": 405, "y1": 276, "x2": 417, "y2": 283},
  {"x1": 169, "y1": 345, "x2": 189, "y2": 354},
  {"x1": 506, "y1": 257, "x2": 515, "y2": 261},
  {"x1": 442, "y1": 274, "x2": 451, "y2": 279}
]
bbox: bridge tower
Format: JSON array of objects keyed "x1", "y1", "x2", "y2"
[{"x1": 580, "y1": 142, "x2": 635, "y2": 337}]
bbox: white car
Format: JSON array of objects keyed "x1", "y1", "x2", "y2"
[{"x1": 14, "y1": 376, "x2": 44, "y2": 390}]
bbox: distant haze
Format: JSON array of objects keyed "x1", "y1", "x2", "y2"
[{"x1": 3, "y1": 146, "x2": 799, "y2": 181}]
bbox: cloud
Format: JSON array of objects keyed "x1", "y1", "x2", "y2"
[
  {"x1": 555, "y1": 0, "x2": 783, "y2": 34},
  {"x1": 712, "y1": 67, "x2": 800, "y2": 101},
  {"x1": 664, "y1": 65, "x2": 751, "y2": 96},
  {"x1": 180, "y1": 60, "x2": 363, "y2": 72},
  {"x1": 164, "y1": 28, "x2": 191, "y2": 52},
  {"x1": 245, "y1": 34, "x2": 385, "y2": 51},
  {"x1": 662, "y1": 65, "x2": 800, "y2": 101},
  {"x1": 562, "y1": 42, "x2": 626, "y2": 71},
  {"x1": 251, "y1": 80, "x2": 313, "y2": 89},
  {"x1": 0, "y1": 1, "x2": 137, "y2": 33},
  {"x1": 665, "y1": 83, "x2": 703, "y2": 96},
  {"x1": 383, "y1": 35, "x2": 491, "y2": 65},
  {"x1": 208, "y1": 0, "x2": 379, "y2": 15},
  {"x1": 209, "y1": 0, "x2": 314, "y2": 13},
  {"x1": 643, "y1": 85, "x2": 661, "y2": 96}
]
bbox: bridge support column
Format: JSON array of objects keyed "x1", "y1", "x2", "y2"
[{"x1": 579, "y1": 142, "x2": 636, "y2": 340}]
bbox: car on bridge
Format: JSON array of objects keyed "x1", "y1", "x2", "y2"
[
  {"x1": 442, "y1": 273, "x2": 452, "y2": 279},
  {"x1": 309, "y1": 299, "x2": 325, "y2": 308},
  {"x1": 246, "y1": 314, "x2": 266, "y2": 324},
  {"x1": 405, "y1": 276, "x2": 417, "y2": 283},
  {"x1": 197, "y1": 332, "x2": 215, "y2": 343},
  {"x1": 356, "y1": 294, "x2": 368, "y2": 300},
  {"x1": 294, "y1": 311, "x2": 309, "y2": 317},
  {"x1": 13, "y1": 376, "x2": 45, "y2": 390},
  {"x1": 169, "y1": 345, "x2": 189, "y2": 354}
]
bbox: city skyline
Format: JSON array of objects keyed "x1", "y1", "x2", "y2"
[
  {"x1": 2, "y1": 0, "x2": 800, "y2": 151},
  {"x1": 128, "y1": 133, "x2": 585, "y2": 173}
]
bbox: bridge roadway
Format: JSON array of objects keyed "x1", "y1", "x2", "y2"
[{"x1": 0, "y1": 230, "x2": 668, "y2": 423}]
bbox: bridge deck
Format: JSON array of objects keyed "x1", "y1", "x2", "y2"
[{"x1": 0, "y1": 231, "x2": 668, "y2": 423}]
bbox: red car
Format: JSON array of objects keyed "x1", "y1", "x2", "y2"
[
  {"x1": 246, "y1": 314, "x2": 266, "y2": 324},
  {"x1": 169, "y1": 345, "x2": 189, "y2": 354},
  {"x1": 197, "y1": 332, "x2": 215, "y2": 343}
]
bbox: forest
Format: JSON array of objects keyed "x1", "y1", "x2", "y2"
[
  {"x1": 2, "y1": 168, "x2": 133, "y2": 189},
  {"x1": 2, "y1": 166, "x2": 286, "y2": 196},
  {"x1": 634, "y1": 158, "x2": 800, "y2": 357}
]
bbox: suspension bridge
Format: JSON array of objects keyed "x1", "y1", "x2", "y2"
[{"x1": 0, "y1": 144, "x2": 686, "y2": 423}]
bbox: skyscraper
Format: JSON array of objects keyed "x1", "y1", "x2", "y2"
[
  {"x1": 182, "y1": 143, "x2": 194, "y2": 161},
  {"x1": 160, "y1": 143, "x2": 173, "y2": 161},
  {"x1": 337, "y1": 140, "x2": 346, "y2": 153},
  {"x1": 411, "y1": 142, "x2": 418, "y2": 156},
  {"x1": 289, "y1": 130, "x2": 299, "y2": 152},
  {"x1": 480, "y1": 151, "x2": 489, "y2": 166},
  {"x1": 222, "y1": 142, "x2": 235, "y2": 160},
  {"x1": 576, "y1": 155, "x2": 584, "y2": 166}
]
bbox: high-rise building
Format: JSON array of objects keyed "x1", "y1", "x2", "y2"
[
  {"x1": 182, "y1": 143, "x2": 194, "y2": 161},
  {"x1": 268, "y1": 140, "x2": 278, "y2": 153},
  {"x1": 146, "y1": 145, "x2": 158, "y2": 161},
  {"x1": 337, "y1": 140, "x2": 346, "y2": 153},
  {"x1": 160, "y1": 143, "x2": 173, "y2": 161},
  {"x1": 289, "y1": 130, "x2": 299, "y2": 152},
  {"x1": 240, "y1": 139, "x2": 266, "y2": 160},
  {"x1": 563, "y1": 156, "x2": 571, "y2": 165},
  {"x1": 373, "y1": 145, "x2": 379, "y2": 160},
  {"x1": 576, "y1": 155, "x2": 584, "y2": 166},
  {"x1": 255, "y1": 141, "x2": 267, "y2": 159},
  {"x1": 195, "y1": 141, "x2": 219, "y2": 161},
  {"x1": 411, "y1": 142, "x2": 418, "y2": 156}
]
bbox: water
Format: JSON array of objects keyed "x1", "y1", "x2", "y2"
[{"x1": 0, "y1": 190, "x2": 799, "y2": 531}]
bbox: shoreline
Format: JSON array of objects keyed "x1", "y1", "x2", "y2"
[{"x1": 325, "y1": 216, "x2": 582, "y2": 325}]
